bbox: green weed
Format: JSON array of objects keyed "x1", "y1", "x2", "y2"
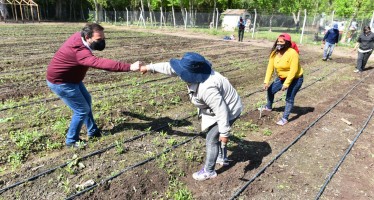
[
  {"x1": 115, "y1": 140, "x2": 125, "y2": 154},
  {"x1": 263, "y1": 129, "x2": 272, "y2": 136}
]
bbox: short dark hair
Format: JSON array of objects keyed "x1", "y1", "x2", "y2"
[
  {"x1": 81, "y1": 23, "x2": 104, "y2": 40},
  {"x1": 363, "y1": 25, "x2": 371, "y2": 32}
]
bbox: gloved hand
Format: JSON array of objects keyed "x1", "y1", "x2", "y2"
[{"x1": 130, "y1": 61, "x2": 142, "y2": 71}]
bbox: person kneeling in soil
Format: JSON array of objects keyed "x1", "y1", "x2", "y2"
[
  {"x1": 46, "y1": 23, "x2": 142, "y2": 148},
  {"x1": 262, "y1": 33, "x2": 304, "y2": 126},
  {"x1": 140, "y1": 52, "x2": 243, "y2": 181}
]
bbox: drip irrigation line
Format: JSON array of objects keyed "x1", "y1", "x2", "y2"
[
  {"x1": 65, "y1": 133, "x2": 200, "y2": 200},
  {"x1": 0, "y1": 115, "x2": 192, "y2": 194},
  {"x1": 0, "y1": 65, "x2": 359, "y2": 195},
  {"x1": 229, "y1": 70, "x2": 373, "y2": 200},
  {"x1": 315, "y1": 107, "x2": 374, "y2": 200}
]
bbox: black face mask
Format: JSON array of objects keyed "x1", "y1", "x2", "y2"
[
  {"x1": 90, "y1": 39, "x2": 106, "y2": 51},
  {"x1": 276, "y1": 44, "x2": 285, "y2": 51}
]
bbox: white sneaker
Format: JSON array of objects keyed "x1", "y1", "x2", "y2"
[
  {"x1": 354, "y1": 69, "x2": 359, "y2": 73},
  {"x1": 192, "y1": 168, "x2": 217, "y2": 181}
]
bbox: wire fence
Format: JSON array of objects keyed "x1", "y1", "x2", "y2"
[{"x1": 91, "y1": 9, "x2": 374, "y2": 44}]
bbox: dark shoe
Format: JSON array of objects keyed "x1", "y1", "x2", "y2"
[
  {"x1": 322, "y1": 58, "x2": 327, "y2": 61},
  {"x1": 88, "y1": 129, "x2": 102, "y2": 140},
  {"x1": 328, "y1": 57, "x2": 332, "y2": 60},
  {"x1": 66, "y1": 139, "x2": 87, "y2": 148}
]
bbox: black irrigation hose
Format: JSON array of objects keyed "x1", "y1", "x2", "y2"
[
  {"x1": 0, "y1": 115, "x2": 192, "y2": 194},
  {"x1": 63, "y1": 65, "x2": 350, "y2": 199},
  {"x1": 65, "y1": 133, "x2": 201, "y2": 200},
  {"x1": 0, "y1": 63, "x2": 350, "y2": 195},
  {"x1": 0, "y1": 66, "x2": 245, "y2": 192},
  {"x1": 315, "y1": 107, "x2": 374, "y2": 200},
  {"x1": 229, "y1": 70, "x2": 373, "y2": 200}
]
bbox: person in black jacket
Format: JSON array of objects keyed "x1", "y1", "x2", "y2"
[
  {"x1": 353, "y1": 26, "x2": 374, "y2": 73},
  {"x1": 237, "y1": 17, "x2": 246, "y2": 42},
  {"x1": 322, "y1": 23, "x2": 340, "y2": 61}
]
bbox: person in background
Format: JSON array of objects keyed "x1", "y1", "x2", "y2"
[
  {"x1": 237, "y1": 17, "x2": 246, "y2": 42},
  {"x1": 322, "y1": 23, "x2": 340, "y2": 61},
  {"x1": 46, "y1": 23, "x2": 141, "y2": 148},
  {"x1": 353, "y1": 26, "x2": 374, "y2": 73},
  {"x1": 347, "y1": 21, "x2": 358, "y2": 43},
  {"x1": 262, "y1": 33, "x2": 304, "y2": 126},
  {"x1": 140, "y1": 52, "x2": 243, "y2": 180},
  {"x1": 245, "y1": 18, "x2": 251, "y2": 32}
]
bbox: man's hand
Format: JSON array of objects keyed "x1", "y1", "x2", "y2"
[
  {"x1": 140, "y1": 65, "x2": 148, "y2": 74},
  {"x1": 130, "y1": 61, "x2": 142, "y2": 71},
  {"x1": 281, "y1": 85, "x2": 288, "y2": 91}
]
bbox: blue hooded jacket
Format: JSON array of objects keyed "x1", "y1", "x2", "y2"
[{"x1": 323, "y1": 24, "x2": 340, "y2": 44}]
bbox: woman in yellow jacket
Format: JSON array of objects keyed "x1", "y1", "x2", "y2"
[{"x1": 263, "y1": 33, "x2": 304, "y2": 126}]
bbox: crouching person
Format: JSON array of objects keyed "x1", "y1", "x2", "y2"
[{"x1": 140, "y1": 52, "x2": 243, "y2": 181}]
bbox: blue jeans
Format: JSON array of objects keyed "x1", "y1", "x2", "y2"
[
  {"x1": 204, "y1": 118, "x2": 238, "y2": 173},
  {"x1": 47, "y1": 81, "x2": 99, "y2": 145},
  {"x1": 266, "y1": 76, "x2": 304, "y2": 120},
  {"x1": 323, "y1": 42, "x2": 336, "y2": 59}
]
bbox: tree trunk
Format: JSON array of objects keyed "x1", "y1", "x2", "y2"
[{"x1": 55, "y1": 0, "x2": 62, "y2": 20}]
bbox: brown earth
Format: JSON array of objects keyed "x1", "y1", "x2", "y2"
[{"x1": 0, "y1": 23, "x2": 373, "y2": 200}]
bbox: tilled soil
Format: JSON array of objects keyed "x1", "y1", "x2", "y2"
[{"x1": 0, "y1": 23, "x2": 373, "y2": 200}]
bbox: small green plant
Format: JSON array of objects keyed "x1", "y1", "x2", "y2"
[
  {"x1": 7, "y1": 152, "x2": 23, "y2": 170},
  {"x1": 185, "y1": 151, "x2": 195, "y2": 162},
  {"x1": 65, "y1": 154, "x2": 82, "y2": 174},
  {"x1": 115, "y1": 140, "x2": 125, "y2": 154},
  {"x1": 52, "y1": 117, "x2": 68, "y2": 137},
  {"x1": 166, "y1": 177, "x2": 193, "y2": 200},
  {"x1": 46, "y1": 139, "x2": 63, "y2": 150},
  {"x1": 159, "y1": 130, "x2": 167, "y2": 137},
  {"x1": 148, "y1": 99, "x2": 156, "y2": 106},
  {"x1": 62, "y1": 178, "x2": 70, "y2": 194},
  {"x1": 241, "y1": 121, "x2": 259, "y2": 131},
  {"x1": 263, "y1": 129, "x2": 272, "y2": 136},
  {"x1": 167, "y1": 138, "x2": 177, "y2": 146}
]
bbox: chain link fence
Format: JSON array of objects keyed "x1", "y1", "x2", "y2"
[{"x1": 91, "y1": 9, "x2": 374, "y2": 44}]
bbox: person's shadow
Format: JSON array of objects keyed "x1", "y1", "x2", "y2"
[
  {"x1": 271, "y1": 106, "x2": 314, "y2": 122},
  {"x1": 216, "y1": 136, "x2": 272, "y2": 178},
  {"x1": 363, "y1": 66, "x2": 374, "y2": 72},
  {"x1": 109, "y1": 111, "x2": 194, "y2": 137}
]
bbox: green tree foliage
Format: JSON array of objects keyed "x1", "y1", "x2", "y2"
[{"x1": 26, "y1": 0, "x2": 374, "y2": 21}]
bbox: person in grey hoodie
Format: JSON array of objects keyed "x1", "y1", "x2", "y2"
[
  {"x1": 140, "y1": 52, "x2": 243, "y2": 181},
  {"x1": 322, "y1": 23, "x2": 340, "y2": 61},
  {"x1": 353, "y1": 26, "x2": 374, "y2": 73}
]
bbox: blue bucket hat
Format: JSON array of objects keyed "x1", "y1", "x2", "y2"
[
  {"x1": 333, "y1": 23, "x2": 339, "y2": 30},
  {"x1": 170, "y1": 52, "x2": 212, "y2": 83}
]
